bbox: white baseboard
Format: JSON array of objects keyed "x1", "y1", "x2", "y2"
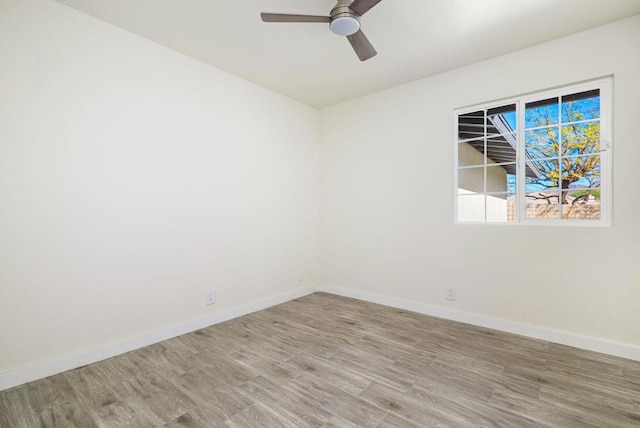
[
  {"x1": 0, "y1": 285, "x2": 317, "y2": 392},
  {"x1": 4, "y1": 283, "x2": 638, "y2": 392},
  {"x1": 319, "y1": 284, "x2": 640, "y2": 362}
]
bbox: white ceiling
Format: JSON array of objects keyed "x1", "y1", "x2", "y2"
[{"x1": 55, "y1": 0, "x2": 640, "y2": 108}]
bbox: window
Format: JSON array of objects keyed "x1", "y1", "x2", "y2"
[{"x1": 454, "y1": 78, "x2": 611, "y2": 225}]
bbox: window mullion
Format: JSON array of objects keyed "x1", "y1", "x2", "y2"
[
  {"x1": 484, "y1": 109, "x2": 488, "y2": 222},
  {"x1": 558, "y1": 99, "x2": 563, "y2": 219},
  {"x1": 517, "y1": 100, "x2": 525, "y2": 223}
]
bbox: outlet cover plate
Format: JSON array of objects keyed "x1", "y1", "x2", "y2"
[
  {"x1": 445, "y1": 286, "x2": 456, "y2": 301},
  {"x1": 206, "y1": 290, "x2": 216, "y2": 305}
]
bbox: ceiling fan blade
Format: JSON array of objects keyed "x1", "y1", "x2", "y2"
[
  {"x1": 261, "y1": 13, "x2": 331, "y2": 23},
  {"x1": 349, "y1": 0, "x2": 383, "y2": 16},
  {"x1": 347, "y1": 29, "x2": 377, "y2": 61}
]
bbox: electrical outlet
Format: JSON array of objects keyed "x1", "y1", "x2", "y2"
[
  {"x1": 445, "y1": 286, "x2": 456, "y2": 301},
  {"x1": 206, "y1": 290, "x2": 216, "y2": 305}
]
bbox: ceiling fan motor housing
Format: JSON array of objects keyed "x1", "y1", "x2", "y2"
[{"x1": 330, "y1": 0, "x2": 361, "y2": 36}]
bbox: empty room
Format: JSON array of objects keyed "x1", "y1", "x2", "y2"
[{"x1": 1, "y1": 0, "x2": 640, "y2": 426}]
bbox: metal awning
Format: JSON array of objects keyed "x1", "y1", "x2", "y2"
[{"x1": 458, "y1": 108, "x2": 540, "y2": 178}]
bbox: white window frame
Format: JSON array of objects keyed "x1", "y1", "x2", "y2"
[{"x1": 453, "y1": 77, "x2": 612, "y2": 226}]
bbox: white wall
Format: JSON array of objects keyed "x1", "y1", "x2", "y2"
[
  {"x1": 457, "y1": 142, "x2": 509, "y2": 193},
  {"x1": 320, "y1": 16, "x2": 640, "y2": 351},
  {"x1": 457, "y1": 143, "x2": 509, "y2": 222},
  {"x1": 0, "y1": 0, "x2": 319, "y2": 379}
]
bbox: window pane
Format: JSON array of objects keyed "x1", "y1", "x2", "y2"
[
  {"x1": 525, "y1": 191, "x2": 560, "y2": 220},
  {"x1": 562, "y1": 90, "x2": 600, "y2": 123},
  {"x1": 526, "y1": 128, "x2": 559, "y2": 159},
  {"x1": 458, "y1": 110, "x2": 485, "y2": 141},
  {"x1": 458, "y1": 167, "x2": 484, "y2": 194},
  {"x1": 486, "y1": 164, "x2": 515, "y2": 193},
  {"x1": 458, "y1": 141, "x2": 485, "y2": 167},
  {"x1": 563, "y1": 190, "x2": 601, "y2": 220},
  {"x1": 458, "y1": 194, "x2": 485, "y2": 222},
  {"x1": 487, "y1": 193, "x2": 516, "y2": 223},
  {"x1": 487, "y1": 104, "x2": 517, "y2": 133},
  {"x1": 561, "y1": 122, "x2": 600, "y2": 156},
  {"x1": 526, "y1": 158, "x2": 559, "y2": 192},
  {"x1": 486, "y1": 133, "x2": 516, "y2": 164},
  {"x1": 506, "y1": 172, "x2": 517, "y2": 194},
  {"x1": 561, "y1": 155, "x2": 600, "y2": 189},
  {"x1": 526, "y1": 97, "x2": 559, "y2": 129}
]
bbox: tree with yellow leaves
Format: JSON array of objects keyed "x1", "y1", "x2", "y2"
[{"x1": 525, "y1": 97, "x2": 600, "y2": 205}]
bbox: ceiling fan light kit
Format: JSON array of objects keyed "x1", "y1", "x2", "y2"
[
  {"x1": 330, "y1": 16, "x2": 360, "y2": 37},
  {"x1": 261, "y1": 0, "x2": 383, "y2": 61},
  {"x1": 329, "y1": 2, "x2": 361, "y2": 36}
]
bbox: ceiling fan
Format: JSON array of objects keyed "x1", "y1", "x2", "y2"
[{"x1": 261, "y1": 0, "x2": 383, "y2": 61}]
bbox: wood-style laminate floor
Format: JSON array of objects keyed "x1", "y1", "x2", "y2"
[{"x1": 1, "y1": 292, "x2": 640, "y2": 427}]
